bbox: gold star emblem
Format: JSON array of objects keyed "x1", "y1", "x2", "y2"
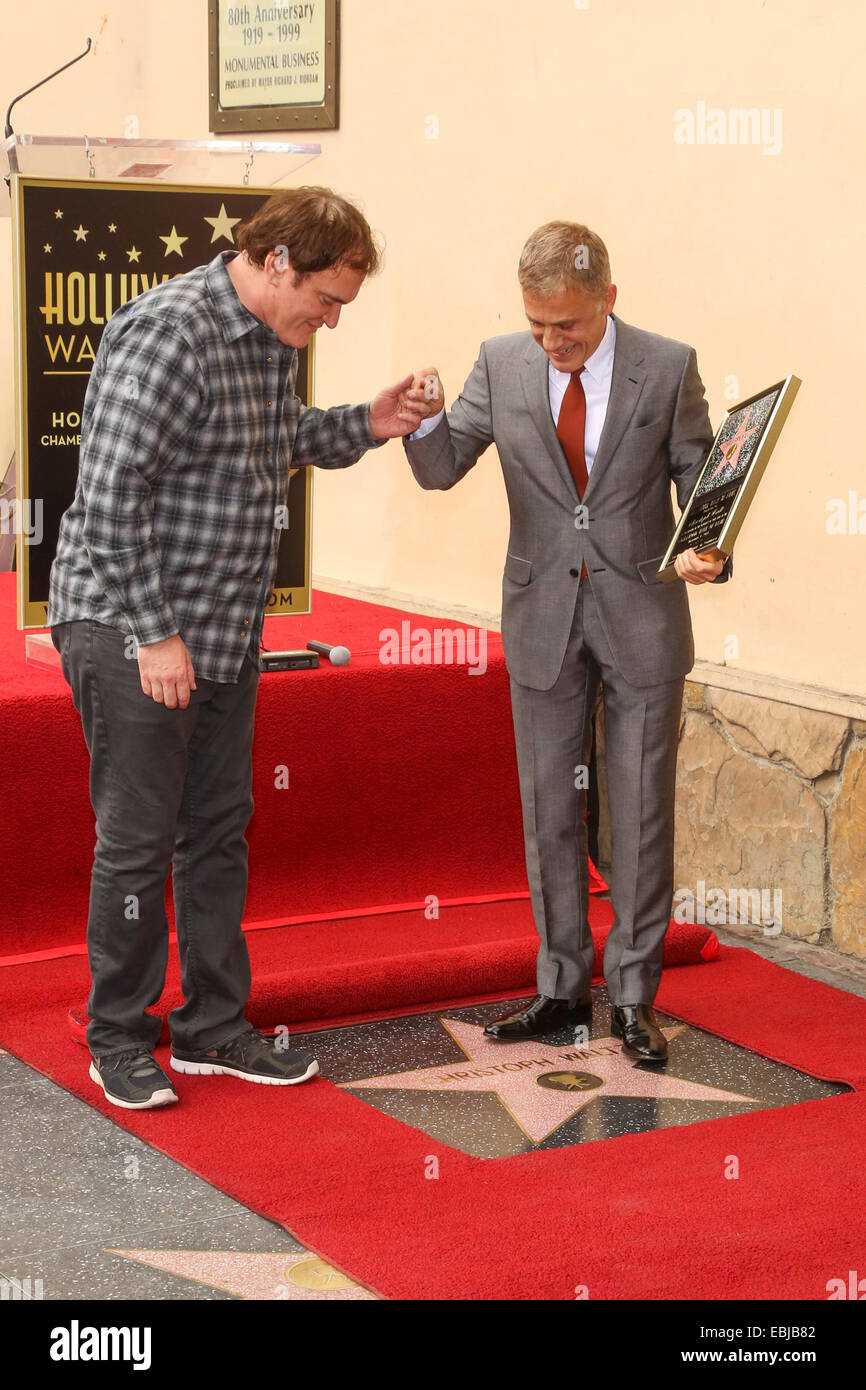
[
  {"x1": 160, "y1": 225, "x2": 188, "y2": 258},
  {"x1": 73, "y1": 225, "x2": 89, "y2": 242},
  {"x1": 43, "y1": 243, "x2": 52, "y2": 254},
  {"x1": 54, "y1": 209, "x2": 64, "y2": 219},
  {"x1": 126, "y1": 246, "x2": 142, "y2": 263},
  {"x1": 108, "y1": 223, "x2": 117, "y2": 233},
  {"x1": 204, "y1": 202, "x2": 242, "y2": 245},
  {"x1": 98, "y1": 251, "x2": 107, "y2": 261}
]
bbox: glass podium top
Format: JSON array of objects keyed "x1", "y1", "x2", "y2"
[{"x1": 2, "y1": 134, "x2": 321, "y2": 207}]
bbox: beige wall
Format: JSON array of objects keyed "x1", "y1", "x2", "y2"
[{"x1": 3, "y1": 0, "x2": 864, "y2": 694}]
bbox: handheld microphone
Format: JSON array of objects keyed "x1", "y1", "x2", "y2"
[{"x1": 306, "y1": 640, "x2": 351, "y2": 667}]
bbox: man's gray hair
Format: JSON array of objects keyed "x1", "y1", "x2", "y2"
[{"x1": 518, "y1": 221, "x2": 611, "y2": 300}]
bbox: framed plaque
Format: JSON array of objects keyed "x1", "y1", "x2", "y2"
[
  {"x1": 11, "y1": 175, "x2": 313, "y2": 627},
  {"x1": 209, "y1": 0, "x2": 339, "y2": 134},
  {"x1": 658, "y1": 374, "x2": 802, "y2": 581}
]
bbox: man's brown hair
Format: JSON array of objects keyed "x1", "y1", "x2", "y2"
[{"x1": 235, "y1": 186, "x2": 382, "y2": 279}]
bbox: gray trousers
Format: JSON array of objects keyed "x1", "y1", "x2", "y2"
[
  {"x1": 51, "y1": 619, "x2": 259, "y2": 1058},
  {"x1": 509, "y1": 583, "x2": 684, "y2": 1007}
]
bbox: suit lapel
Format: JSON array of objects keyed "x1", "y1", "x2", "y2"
[{"x1": 583, "y1": 316, "x2": 647, "y2": 502}]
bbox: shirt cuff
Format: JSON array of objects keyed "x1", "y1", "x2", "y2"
[
  {"x1": 126, "y1": 604, "x2": 180, "y2": 648},
  {"x1": 408, "y1": 408, "x2": 445, "y2": 441},
  {"x1": 359, "y1": 403, "x2": 390, "y2": 449}
]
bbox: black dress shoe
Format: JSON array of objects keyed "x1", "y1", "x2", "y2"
[
  {"x1": 610, "y1": 1004, "x2": 668, "y2": 1062},
  {"x1": 484, "y1": 993, "x2": 592, "y2": 1040}
]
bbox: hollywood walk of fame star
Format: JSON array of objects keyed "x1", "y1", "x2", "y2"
[
  {"x1": 709, "y1": 406, "x2": 761, "y2": 482},
  {"x1": 339, "y1": 1016, "x2": 759, "y2": 1145},
  {"x1": 106, "y1": 1249, "x2": 375, "y2": 1300},
  {"x1": 126, "y1": 246, "x2": 142, "y2": 263},
  {"x1": 204, "y1": 202, "x2": 242, "y2": 245},
  {"x1": 73, "y1": 224, "x2": 89, "y2": 242},
  {"x1": 160, "y1": 225, "x2": 188, "y2": 258}
]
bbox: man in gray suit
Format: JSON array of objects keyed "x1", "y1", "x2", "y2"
[{"x1": 402, "y1": 221, "x2": 728, "y2": 1062}]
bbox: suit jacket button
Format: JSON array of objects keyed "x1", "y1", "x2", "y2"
[{"x1": 569, "y1": 567, "x2": 580, "y2": 578}]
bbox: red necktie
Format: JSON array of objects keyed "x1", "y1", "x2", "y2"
[{"x1": 556, "y1": 367, "x2": 588, "y2": 577}]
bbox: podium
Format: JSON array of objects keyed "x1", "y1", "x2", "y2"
[
  {"x1": 2, "y1": 133, "x2": 321, "y2": 203},
  {"x1": 3, "y1": 134, "x2": 321, "y2": 628}
]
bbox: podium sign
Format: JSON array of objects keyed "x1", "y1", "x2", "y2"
[{"x1": 11, "y1": 175, "x2": 313, "y2": 627}]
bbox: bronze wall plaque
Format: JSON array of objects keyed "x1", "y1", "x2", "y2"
[{"x1": 209, "y1": 0, "x2": 339, "y2": 133}]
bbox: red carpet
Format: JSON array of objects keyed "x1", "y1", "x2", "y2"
[
  {"x1": 53, "y1": 898, "x2": 716, "y2": 1043},
  {"x1": 0, "y1": 940, "x2": 861, "y2": 1301},
  {"x1": 0, "y1": 573, "x2": 540, "y2": 956}
]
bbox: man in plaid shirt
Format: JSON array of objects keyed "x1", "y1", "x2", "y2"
[{"x1": 49, "y1": 187, "x2": 428, "y2": 1110}]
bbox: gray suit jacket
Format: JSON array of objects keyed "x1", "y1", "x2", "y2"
[{"x1": 404, "y1": 315, "x2": 720, "y2": 690}]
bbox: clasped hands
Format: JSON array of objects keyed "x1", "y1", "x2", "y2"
[{"x1": 368, "y1": 368, "x2": 445, "y2": 439}]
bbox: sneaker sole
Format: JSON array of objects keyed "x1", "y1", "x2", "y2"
[
  {"x1": 89, "y1": 1062, "x2": 178, "y2": 1109},
  {"x1": 169, "y1": 1056, "x2": 320, "y2": 1085}
]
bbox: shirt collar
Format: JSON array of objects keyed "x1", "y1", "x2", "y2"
[
  {"x1": 583, "y1": 312, "x2": 616, "y2": 384},
  {"x1": 205, "y1": 250, "x2": 279, "y2": 346}
]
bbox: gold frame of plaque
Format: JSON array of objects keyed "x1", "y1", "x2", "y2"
[
  {"x1": 657, "y1": 374, "x2": 802, "y2": 582},
  {"x1": 209, "y1": 0, "x2": 340, "y2": 134},
  {"x1": 11, "y1": 174, "x2": 313, "y2": 628}
]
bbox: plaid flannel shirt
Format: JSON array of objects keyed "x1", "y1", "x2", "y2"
[{"x1": 48, "y1": 250, "x2": 385, "y2": 682}]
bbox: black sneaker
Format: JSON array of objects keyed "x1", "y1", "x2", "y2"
[
  {"x1": 89, "y1": 1049, "x2": 178, "y2": 1109},
  {"x1": 170, "y1": 1027, "x2": 319, "y2": 1086}
]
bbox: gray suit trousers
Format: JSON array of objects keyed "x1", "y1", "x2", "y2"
[{"x1": 509, "y1": 581, "x2": 684, "y2": 1007}]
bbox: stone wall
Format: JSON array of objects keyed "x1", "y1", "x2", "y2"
[{"x1": 593, "y1": 680, "x2": 866, "y2": 959}]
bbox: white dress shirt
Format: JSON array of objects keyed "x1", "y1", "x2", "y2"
[
  {"x1": 548, "y1": 313, "x2": 616, "y2": 473},
  {"x1": 409, "y1": 314, "x2": 617, "y2": 475}
]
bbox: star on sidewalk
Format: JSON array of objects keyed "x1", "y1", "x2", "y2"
[
  {"x1": 339, "y1": 1017, "x2": 759, "y2": 1145},
  {"x1": 204, "y1": 202, "x2": 242, "y2": 244},
  {"x1": 710, "y1": 406, "x2": 761, "y2": 482},
  {"x1": 106, "y1": 1249, "x2": 375, "y2": 1300}
]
